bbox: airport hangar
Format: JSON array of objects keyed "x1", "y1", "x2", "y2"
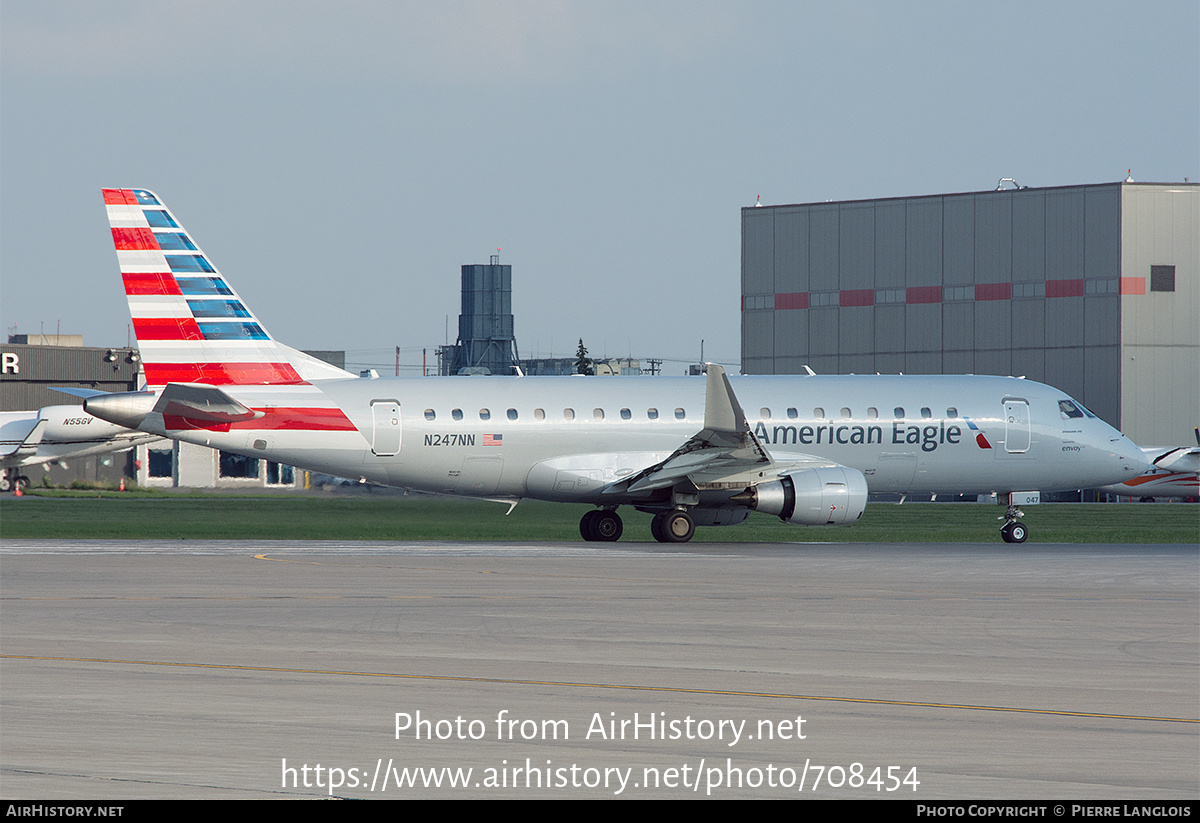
[{"x1": 740, "y1": 180, "x2": 1198, "y2": 450}]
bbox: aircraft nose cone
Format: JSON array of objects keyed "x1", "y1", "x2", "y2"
[{"x1": 1111, "y1": 434, "x2": 1151, "y2": 473}]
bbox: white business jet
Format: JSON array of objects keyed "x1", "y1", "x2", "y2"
[
  {"x1": 84, "y1": 189, "x2": 1148, "y2": 543},
  {"x1": 1, "y1": 404, "x2": 162, "y2": 491}
]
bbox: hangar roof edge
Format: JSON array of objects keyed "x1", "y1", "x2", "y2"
[{"x1": 743, "y1": 181, "x2": 1199, "y2": 212}]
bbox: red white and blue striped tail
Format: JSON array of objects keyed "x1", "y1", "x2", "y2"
[{"x1": 103, "y1": 188, "x2": 349, "y2": 388}]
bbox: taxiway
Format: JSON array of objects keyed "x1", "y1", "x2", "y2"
[{"x1": 1, "y1": 540, "x2": 1196, "y2": 798}]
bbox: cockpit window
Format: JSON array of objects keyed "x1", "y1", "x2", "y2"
[{"x1": 1059, "y1": 400, "x2": 1084, "y2": 419}]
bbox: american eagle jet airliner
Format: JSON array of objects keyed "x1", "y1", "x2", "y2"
[{"x1": 85, "y1": 189, "x2": 1148, "y2": 543}]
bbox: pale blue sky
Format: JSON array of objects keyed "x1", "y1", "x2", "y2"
[{"x1": 2, "y1": 1, "x2": 1196, "y2": 373}]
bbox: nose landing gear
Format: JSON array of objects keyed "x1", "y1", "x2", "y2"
[{"x1": 999, "y1": 504, "x2": 1028, "y2": 543}]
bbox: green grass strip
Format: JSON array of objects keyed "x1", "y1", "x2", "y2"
[{"x1": 3, "y1": 492, "x2": 1196, "y2": 543}]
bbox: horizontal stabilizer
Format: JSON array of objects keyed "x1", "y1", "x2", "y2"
[
  {"x1": 152, "y1": 383, "x2": 264, "y2": 425},
  {"x1": 48, "y1": 387, "x2": 111, "y2": 399}
]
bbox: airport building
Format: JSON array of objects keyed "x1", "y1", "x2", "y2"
[
  {"x1": 1, "y1": 340, "x2": 144, "y2": 486},
  {"x1": 2, "y1": 339, "x2": 307, "y2": 490},
  {"x1": 741, "y1": 181, "x2": 1198, "y2": 447}
]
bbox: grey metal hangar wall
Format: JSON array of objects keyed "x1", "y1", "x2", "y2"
[{"x1": 740, "y1": 182, "x2": 1198, "y2": 446}]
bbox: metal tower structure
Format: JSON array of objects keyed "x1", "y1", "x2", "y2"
[{"x1": 442, "y1": 254, "x2": 520, "y2": 375}]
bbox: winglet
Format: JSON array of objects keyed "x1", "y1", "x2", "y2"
[
  {"x1": 703, "y1": 363, "x2": 749, "y2": 434},
  {"x1": 6, "y1": 419, "x2": 47, "y2": 459}
]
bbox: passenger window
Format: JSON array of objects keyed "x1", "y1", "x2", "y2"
[
  {"x1": 479, "y1": 408, "x2": 490, "y2": 420},
  {"x1": 534, "y1": 408, "x2": 545, "y2": 421},
  {"x1": 814, "y1": 407, "x2": 825, "y2": 419},
  {"x1": 424, "y1": 409, "x2": 435, "y2": 421},
  {"x1": 760, "y1": 407, "x2": 771, "y2": 419},
  {"x1": 921, "y1": 407, "x2": 932, "y2": 419},
  {"x1": 840, "y1": 407, "x2": 851, "y2": 419},
  {"x1": 867, "y1": 407, "x2": 878, "y2": 419},
  {"x1": 620, "y1": 408, "x2": 632, "y2": 420},
  {"x1": 452, "y1": 408, "x2": 463, "y2": 421},
  {"x1": 894, "y1": 407, "x2": 905, "y2": 419},
  {"x1": 647, "y1": 408, "x2": 659, "y2": 420},
  {"x1": 563, "y1": 408, "x2": 575, "y2": 420},
  {"x1": 674, "y1": 408, "x2": 685, "y2": 419},
  {"x1": 594, "y1": 408, "x2": 605, "y2": 420},
  {"x1": 787, "y1": 408, "x2": 798, "y2": 419},
  {"x1": 946, "y1": 407, "x2": 958, "y2": 418},
  {"x1": 507, "y1": 408, "x2": 518, "y2": 420}
]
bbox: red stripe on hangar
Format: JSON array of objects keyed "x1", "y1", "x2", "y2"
[
  {"x1": 231, "y1": 407, "x2": 358, "y2": 431},
  {"x1": 133, "y1": 317, "x2": 203, "y2": 340},
  {"x1": 1046, "y1": 278, "x2": 1085, "y2": 298},
  {"x1": 143, "y1": 362, "x2": 308, "y2": 386},
  {"x1": 103, "y1": 189, "x2": 138, "y2": 205},
  {"x1": 112, "y1": 227, "x2": 160, "y2": 250},
  {"x1": 975, "y1": 283, "x2": 1011, "y2": 301},
  {"x1": 123, "y1": 272, "x2": 182, "y2": 295},
  {"x1": 905, "y1": 286, "x2": 942, "y2": 304},
  {"x1": 775, "y1": 292, "x2": 808, "y2": 310},
  {"x1": 840, "y1": 289, "x2": 874, "y2": 307}
]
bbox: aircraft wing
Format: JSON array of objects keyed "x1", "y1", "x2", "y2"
[
  {"x1": 1149, "y1": 445, "x2": 1200, "y2": 473},
  {"x1": 602, "y1": 364, "x2": 838, "y2": 496},
  {"x1": 601, "y1": 364, "x2": 767, "y2": 495},
  {"x1": 0, "y1": 418, "x2": 47, "y2": 462}
]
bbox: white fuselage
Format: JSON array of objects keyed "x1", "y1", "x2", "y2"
[
  {"x1": 0, "y1": 406, "x2": 162, "y2": 471},
  {"x1": 131, "y1": 373, "x2": 1146, "y2": 500}
]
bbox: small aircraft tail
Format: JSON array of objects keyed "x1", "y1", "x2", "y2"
[{"x1": 103, "y1": 189, "x2": 352, "y2": 388}]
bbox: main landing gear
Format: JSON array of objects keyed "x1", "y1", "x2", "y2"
[
  {"x1": 1, "y1": 470, "x2": 30, "y2": 494},
  {"x1": 580, "y1": 509, "x2": 623, "y2": 542},
  {"x1": 650, "y1": 510, "x2": 695, "y2": 543},
  {"x1": 999, "y1": 504, "x2": 1028, "y2": 543},
  {"x1": 578, "y1": 508, "x2": 698, "y2": 543}
]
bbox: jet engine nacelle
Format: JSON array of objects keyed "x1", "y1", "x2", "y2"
[{"x1": 743, "y1": 466, "x2": 868, "y2": 526}]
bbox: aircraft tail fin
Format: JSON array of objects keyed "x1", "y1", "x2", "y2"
[{"x1": 103, "y1": 188, "x2": 353, "y2": 388}]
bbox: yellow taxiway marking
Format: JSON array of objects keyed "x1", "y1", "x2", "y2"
[{"x1": 3, "y1": 654, "x2": 1195, "y2": 724}]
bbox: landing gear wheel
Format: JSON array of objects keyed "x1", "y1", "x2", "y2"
[
  {"x1": 0, "y1": 473, "x2": 11, "y2": 493},
  {"x1": 650, "y1": 512, "x2": 666, "y2": 542},
  {"x1": 580, "y1": 510, "x2": 622, "y2": 542},
  {"x1": 653, "y1": 510, "x2": 695, "y2": 544},
  {"x1": 591, "y1": 510, "x2": 623, "y2": 542},
  {"x1": 14, "y1": 476, "x2": 29, "y2": 491},
  {"x1": 580, "y1": 510, "x2": 599, "y2": 541},
  {"x1": 1000, "y1": 521, "x2": 1028, "y2": 543}
]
